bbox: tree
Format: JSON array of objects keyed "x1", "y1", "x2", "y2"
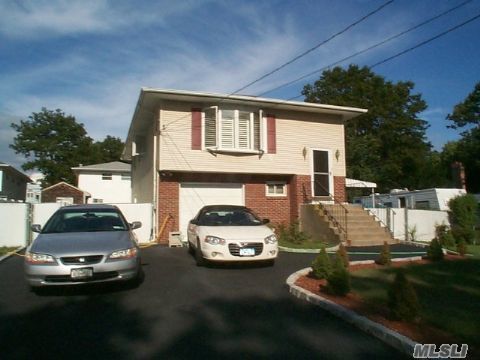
[
  {"x1": 10, "y1": 108, "x2": 125, "y2": 187},
  {"x1": 302, "y1": 65, "x2": 442, "y2": 192},
  {"x1": 444, "y1": 83, "x2": 480, "y2": 192}
]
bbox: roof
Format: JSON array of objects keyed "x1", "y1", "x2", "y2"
[
  {"x1": 0, "y1": 162, "x2": 32, "y2": 182},
  {"x1": 345, "y1": 178, "x2": 377, "y2": 188},
  {"x1": 42, "y1": 181, "x2": 90, "y2": 195},
  {"x1": 122, "y1": 88, "x2": 368, "y2": 160},
  {"x1": 72, "y1": 161, "x2": 131, "y2": 173}
]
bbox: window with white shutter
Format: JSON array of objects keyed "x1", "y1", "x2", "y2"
[{"x1": 203, "y1": 108, "x2": 264, "y2": 153}]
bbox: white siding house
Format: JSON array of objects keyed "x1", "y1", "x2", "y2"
[{"x1": 72, "y1": 161, "x2": 132, "y2": 204}]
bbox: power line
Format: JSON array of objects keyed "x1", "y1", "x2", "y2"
[
  {"x1": 258, "y1": 0, "x2": 474, "y2": 97},
  {"x1": 229, "y1": 0, "x2": 395, "y2": 96},
  {"x1": 285, "y1": 11, "x2": 480, "y2": 101},
  {"x1": 163, "y1": 0, "x2": 394, "y2": 131},
  {"x1": 370, "y1": 12, "x2": 480, "y2": 68}
]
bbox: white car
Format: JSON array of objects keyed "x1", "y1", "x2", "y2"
[{"x1": 187, "y1": 205, "x2": 278, "y2": 266}]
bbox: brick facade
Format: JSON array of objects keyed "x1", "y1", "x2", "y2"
[
  {"x1": 333, "y1": 176, "x2": 346, "y2": 202},
  {"x1": 41, "y1": 182, "x2": 86, "y2": 204},
  {"x1": 156, "y1": 172, "x2": 346, "y2": 244}
]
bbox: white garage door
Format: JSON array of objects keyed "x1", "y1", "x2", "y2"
[{"x1": 179, "y1": 183, "x2": 244, "y2": 240}]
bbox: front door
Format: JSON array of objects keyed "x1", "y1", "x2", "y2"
[{"x1": 312, "y1": 149, "x2": 331, "y2": 197}]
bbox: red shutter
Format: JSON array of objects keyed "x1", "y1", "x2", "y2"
[
  {"x1": 267, "y1": 114, "x2": 276, "y2": 153},
  {"x1": 191, "y1": 108, "x2": 202, "y2": 150}
]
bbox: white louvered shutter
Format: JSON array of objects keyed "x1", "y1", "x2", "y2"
[
  {"x1": 221, "y1": 109, "x2": 235, "y2": 148},
  {"x1": 238, "y1": 111, "x2": 251, "y2": 149},
  {"x1": 204, "y1": 107, "x2": 217, "y2": 148}
]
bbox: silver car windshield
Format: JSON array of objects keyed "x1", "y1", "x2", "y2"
[
  {"x1": 198, "y1": 209, "x2": 262, "y2": 226},
  {"x1": 42, "y1": 210, "x2": 128, "y2": 233}
]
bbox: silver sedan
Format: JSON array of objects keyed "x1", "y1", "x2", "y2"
[{"x1": 25, "y1": 204, "x2": 142, "y2": 289}]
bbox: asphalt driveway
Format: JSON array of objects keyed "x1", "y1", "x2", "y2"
[{"x1": 0, "y1": 247, "x2": 410, "y2": 359}]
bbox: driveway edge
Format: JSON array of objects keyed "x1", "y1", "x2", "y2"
[
  {"x1": 279, "y1": 244, "x2": 339, "y2": 253},
  {"x1": 0, "y1": 246, "x2": 24, "y2": 263},
  {"x1": 286, "y1": 264, "x2": 419, "y2": 357}
]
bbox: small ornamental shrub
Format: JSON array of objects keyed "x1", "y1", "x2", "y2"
[
  {"x1": 456, "y1": 240, "x2": 467, "y2": 256},
  {"x1": 276, "y1": 221, "x2": 310, "y2": 245},
  {"x1": 326, "y1": 254, "x2": 351, "y2": 296},
  {"x1": 375, "y1": 241, "x2": 392, "y2": 266},
  {"x1": 311, "y1": 246, "x2": 331, "y2": 279},
  {"x1": 434, "y1": 223, "x2": 455, "y2": 248},
  {"x1": 388, "y1": 270, "x2": 420, "y2": 322},
  {"x1": 427, "y1": 238, "x2": 444, "y2": 261},
  {"x1": 337, "y1": 243, "x2": 349, "y2": 268}
]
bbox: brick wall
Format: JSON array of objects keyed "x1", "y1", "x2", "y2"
[
  {"x1": 333, "y1": 176, "x2": 346, "y2": 202},
  {"x1": 42, "y1": 183, "x2": 85, "y2": 204},
  {"x1": 157, "y1": 176, "x2": 179, "y2": 243}
]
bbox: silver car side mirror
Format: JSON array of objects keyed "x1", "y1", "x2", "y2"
[
  {"x1": 130, "y1": 221, "x2": 142, "y2": 230},
  {"x1": 31, "y1": 224, "x2": 42, "y2": 233}
]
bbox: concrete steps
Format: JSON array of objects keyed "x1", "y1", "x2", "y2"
[{"x1": 320, "y1": 204, "x2": 397, "y2": 246}]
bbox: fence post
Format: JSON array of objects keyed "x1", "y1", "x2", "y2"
[{"x1": 404, "y1": 207, "x2": 409, "y2": 241}]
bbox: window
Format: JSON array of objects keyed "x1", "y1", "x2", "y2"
[
  {"x1": 102, "y1": 173, "x2": 112, "y2": 180},
  {"x1": 121, "y1": 174, "x2": 131, "y2": 181},
  {"x1": 415, "y1": 200, "x2": 430, "y2": 210},
  {"x1": 266, "y1": 182, "x2": 287, "y2": 197},
  {"x1": 92, "y1": 198, "x2": 104, "y2": 204},
  {"x1": 203, "y1": 107, "x2": 263, "y2": 152}
]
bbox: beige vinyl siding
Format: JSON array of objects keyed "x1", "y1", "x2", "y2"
[{"x1": 159, "y1": 101, "x2": 346, "y2": 177}]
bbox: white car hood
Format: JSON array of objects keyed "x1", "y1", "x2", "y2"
[{"x1": 197, "y1": 225, "x2": 274, "y2": 241}]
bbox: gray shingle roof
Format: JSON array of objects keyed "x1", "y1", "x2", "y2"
[{"x1": 71, "y1": 161, "x2": 131, "y2": 173}]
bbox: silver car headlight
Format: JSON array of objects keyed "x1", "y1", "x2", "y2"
[
  {"x1": 264, "y1": 234, "x2": 277, "y2": 244},
  {"x1": 204, "y1": 235, "x2": 226, "y2": 245},
  {"x1": 108, "y1": 247, "x2": 138, "y2": 260},
  {"x1": 25, "y1": 251, "x2": 57, "y2": 265}
]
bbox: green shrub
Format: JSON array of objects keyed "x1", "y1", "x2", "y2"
[
  {"x1": 448, "y1": 194, "x2": 477, "y2": 244},
  {"x1": 337, "y1": 243, "x2": 349, "y2": 268},
  {"x1": 434, "y1": 223, "x2": 456, "y2": 248},
  {"x1": 456, "y1": 240, "x2": 467, "y2": 256},
  {"x1": 276, "y1": 221, "x2": 310, "y2": 245},
  {"x1": 311, "y1": 246, "x2": 332, "y2": 279},
  {"x1": 326, "y1": 254, "x2": 351, "y2": 296},
  {"x1": 388, "y1": 270, "x2": 420, "y2": 322},
  {"x1": 375, "y1": 241, "x2": 392, "y2": 265},
  {"x1": 427, "y1": 238, "x2": 444, "y2": 261}
]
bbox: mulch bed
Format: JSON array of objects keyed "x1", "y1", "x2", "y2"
[{"x1": 295, "y1": 255, "x2": 464, "y2": 345}]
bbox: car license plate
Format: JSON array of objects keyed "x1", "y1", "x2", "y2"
[
  {"x1": 71, "y1": 268, "x2": 93, "y2": 279},
  {"x1": 239, "y1": 248, "x2": 255, "y2": 256}
]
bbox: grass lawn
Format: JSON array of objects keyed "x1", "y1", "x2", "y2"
[
  {"x1": 278, "y1": 238, "x2": 333, "y2": 249},
  {"x1": 446, "y1": 244, "x2": 480, "y2": 258},
  {"x1": 350, "y1": 258, "x2": 480, "y2": 347},
  {"x1": 0, "y1": 246, "x2": 18, "y2": 256}
]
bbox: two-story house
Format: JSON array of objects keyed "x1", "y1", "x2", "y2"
[
  {"x1": 72, "y1": 161, "x2": 132, "y2": 204},
  {"x1": 0, "y1": 161, "x2": 31, "y2": 202},
  {"x1": 122, "y1": 88, "x2": 367, "y2": 243}
]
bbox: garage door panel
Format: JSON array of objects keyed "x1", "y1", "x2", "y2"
[{"x1": 179, "y1": 183, "x2": 244, "y2": 239}]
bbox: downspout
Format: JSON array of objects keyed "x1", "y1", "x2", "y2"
[{"x1": 152, "y1": 109, "x2": 160, "y2": 241}]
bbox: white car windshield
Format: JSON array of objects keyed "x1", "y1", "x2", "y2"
[
  {"x1": 198, "y1": 209, "x2": 262, "y2": 226},
  {"x1": 42, "y1": 210, "x2": 128, "y2": 233}
]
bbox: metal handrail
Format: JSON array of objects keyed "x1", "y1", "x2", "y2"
[
  {"x1": 367, "y1": 207, "x2": 396, "y2": 237},
  {"x1": 313, "y1": 180, "x2": 348, "y2": 241}
]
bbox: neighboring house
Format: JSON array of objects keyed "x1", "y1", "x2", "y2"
[
  {"x1": 0, "y1": 161, "x2": 31, "y2": 202},
  {"x1": 26, "y1": 181, "x2": 42, "y2": 204},
  {"x1": 72, "y1": 161, "x2": 132, "y2": 204},
  {"x1": 354, "y1": 188, "x2": 467, "y2": 211},
  {"x1": 122, "y1": 88, "x2": 367, "y2": 242},
  {"x1": 42, "y1": 182, "x2": 90, "y2": 205}
]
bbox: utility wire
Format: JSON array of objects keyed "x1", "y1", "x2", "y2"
[
  {"x1": 286, "y1": 11, "x2": 480, "y2": 101},
  {"x1": 229, "y1": 0, "x2": 395, "y2": 96},
  {"x1": 370, "y1": 12, "x2": 480, "y2": 68},
  {"x1": 258, "y1": 0, "x2": 474, "y2": 97},
  {"x1": 163, "y1": 0, "x2": 394, "y2": 131}
]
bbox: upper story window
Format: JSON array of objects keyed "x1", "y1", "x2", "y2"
[
  {"x1": 203, "y1": 107, "x2": 262, "y2": 152},
  {"x1": 102, "y1": 173, "x2": 112, "y2": 180},
  {"x1": 121, "y1": 174, "x2": 131, "y2": 181}
]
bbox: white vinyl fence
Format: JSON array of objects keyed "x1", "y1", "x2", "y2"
[
  {"x1": 368, "y1": 208, "x2": 449, "y2": 242},
  {"x1": 0, "y1": 202, "x2": 154, "y2": 247}
]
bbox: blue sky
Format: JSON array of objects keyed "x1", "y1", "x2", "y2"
[{"x1": 1, "y1": 0, "x2": 479, "y2": 173}]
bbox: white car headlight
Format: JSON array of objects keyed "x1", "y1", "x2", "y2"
[
  {"x1": 25, "y1": 251, "x2": 56, "y2": 264},
  {"x1": 205, "y1": 235, "x2": 226, "y2": 245},
  {"x1": 264, "y1": 234, "x2": 277, "y2": 244},
  {"x1": 108, "y1": 247, "x2": 138, "y2": 260}
]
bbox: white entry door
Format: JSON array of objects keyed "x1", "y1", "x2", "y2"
[{"x1": 179, "y1": 183, "x2": 244, "y2": 240}]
